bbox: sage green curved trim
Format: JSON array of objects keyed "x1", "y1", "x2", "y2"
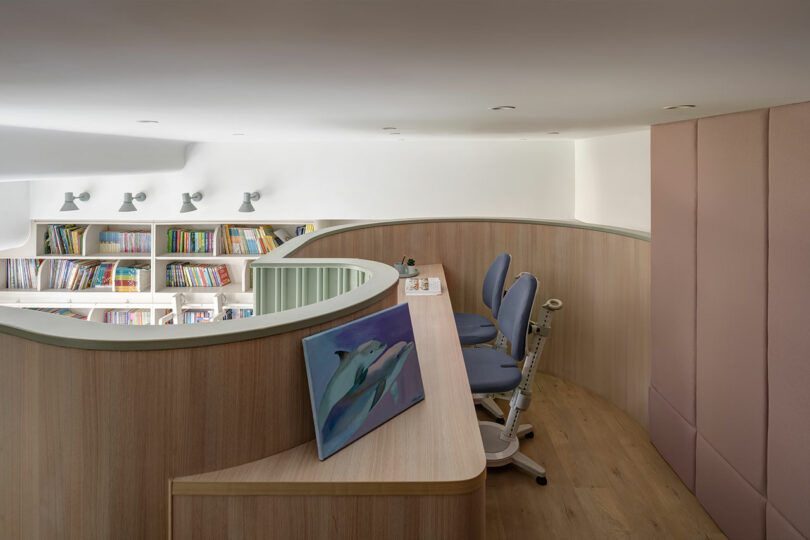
[{"x1": 0, "y1": 259, "x2": 399, "y2": 351}]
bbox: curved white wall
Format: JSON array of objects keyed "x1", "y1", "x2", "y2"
[
  {"x1": 0, "y1": 126, "x2": 188, "y2": 180},
  {"x1": 0, "y1": 182, "x2": 30, "y2": 250},
  {"x1": 28, "y1": 140, "x2": 576, "y2": 221},
  {"x1": 575, "y1": 129, "x2": 651, "y2": 232}
]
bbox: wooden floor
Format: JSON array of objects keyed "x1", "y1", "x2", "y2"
[{"x1": 483, "y1": 374, "x2": 725, "y2": 540}]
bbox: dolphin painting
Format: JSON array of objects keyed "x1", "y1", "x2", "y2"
[
  {"x1": 302, "y1": 303, "x2": 426, "y2": 460},
  {"x1": 320, "y1": 341, "x2": 416, "y2": 456},
  {"x1": 316, "y1": 339, "x2": 387, "y2": 430}
]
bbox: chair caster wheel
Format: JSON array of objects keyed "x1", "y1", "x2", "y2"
[
  {"x1": 495, "y1": 418, "x2": 505, "y2": 425},
  {"x1": 536, "y1": 476, "x2": 547, "y2": 486},
  {"x1": 524, "y1": 431, "x2": 534, "y2": 439}
]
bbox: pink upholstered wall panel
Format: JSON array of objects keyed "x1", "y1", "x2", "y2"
[
  {"x1": 650, "y1": 120, "x2": 697, "y2": 425},
  {"x1": 648, "y1": 387, "x2": 696, "y2": 490},
  {"x1": 697, "y1": 436, "x2": 766, "y2": 540},
  {"x1": 696, "y1": 109, "x2": 769, "y2": 494},
  {"x1": 767, "y1": 101, "x2": 810, "y2": 539},
  {"x1": 766, "y1": 504, "x2": 804, "y2": 540}
]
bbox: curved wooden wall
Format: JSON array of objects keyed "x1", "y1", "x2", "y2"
[
  {"x1": 292, "y1": 221, "x2": 651, "y2": 426},
  {"x1": 0, "y1": 288, "x2": 396, "y2": 540}
]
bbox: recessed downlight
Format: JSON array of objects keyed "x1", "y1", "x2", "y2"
[
  {"x1": 390, "y1": 132, "x2": 401, "y2": 135},
  {"x1": 547, "y1": 131, "x2": 560, "y2": 135},
  {"x1": 490, "y1": 105, "x2": 516, "y2": 111},
  {"x1": 663, "y1": 104, "x2": 696, "y2": 110},
  {"x1": 136, "y1": 119, "x2": 159, "y2": 123},
  {"x1": 382, "y1": 126, "x2": 397, "y2": 130}
]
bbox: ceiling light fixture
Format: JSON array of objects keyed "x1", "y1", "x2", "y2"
[
  {"x1": 238, "y1": 192, "x2": 261, "y2": 213},
  {"x1": 136, "y1": 119, "x2": 159, "y2": 123},
  {"x1": 663, "y1": 104, "x2": 696, "y2": 110},
  {"x1": 119, "y1": 192, "x2": 146, "y2": 212},
  {"x1": 390, "y1": 132, "x2": 401, "y2": 135},
  {"x1": 547, "y1": 131, "x2": 560, "y2": 135},
  {"x1": 490, "y1": 105, "x2": 516, "y2": 111},
  {"x1": 60, "y1": 191, "x2": 90, "y2": 212},
  {"x1": 180, "y1": 192, "x2": 203, "y2": 213},
  {"x1": 382, "y1": 127, "x2": 397, "y2": 130}
]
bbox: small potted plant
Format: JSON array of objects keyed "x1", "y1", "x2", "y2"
[{"x1": 394, "y1": 257, "x2": 418, "y2": 277}]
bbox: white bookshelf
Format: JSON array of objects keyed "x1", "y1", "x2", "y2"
[{"x1": 0, "y1": 220, "x2": 311, "y2": 324}]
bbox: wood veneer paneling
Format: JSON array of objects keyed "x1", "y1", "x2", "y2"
[
  {"x1": 171, "y1": 487, "x2": 485, "y2": 540},
  {"x1": 0, "y1": 288, "x2": 396, "y2": 540},
  {"x1": 293, "y1": 221, "x2": 651, "y2": 426}
]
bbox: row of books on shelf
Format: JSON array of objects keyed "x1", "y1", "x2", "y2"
[
  {"x1": 296, "y1": 224, "x2": 315, "y2": 236},
  {"x1": 19, "y1": 307, "x2": 254, "y2": 325},
  {"x1": 49, "y1": 260, "x2": 115, "y2": 290},
  {"x1": 45, "y1": 224, "x2": 87, "y2": 255},
  {"x1": 170, "y1": 308, "x2": 254, "y2": 324},
  {"x1": 167, "y1": 229, "x2": 214, "y2": 254},
  {"x1": 47, "y1": 260, "x2": 151, "y2": 291},
  {"x1": 6, "y1": 258, "x2": 41, "y2": 289},
  {"x1": 26, "y1": 307, "x2": 87, "y2": 320},
  {"x1": 165, "y1": 262, "x2": 231, "y2": 288},
  {"x1": 114, "y1": 264, "x2": 150, "y2": 292},
  {"x1": 100, "y1": 231, "x2": 151, "y2": 253},
  {"x1": 224, "y1": 308, "x2": 253, "y2": 319},
  {"x1": 223, "y1": 225, "x2": 285, "y2": 255},
  {"x1": 104, "y1": 310, "x2": 151, "y2": 325}
]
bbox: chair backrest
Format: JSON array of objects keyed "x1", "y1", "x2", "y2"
[
  {"x1": 482, "y1": 253, "x2": 511, "y2": 318},
  {"x1": 496, "y1": 272, "x2": 537, "y2": 362}
]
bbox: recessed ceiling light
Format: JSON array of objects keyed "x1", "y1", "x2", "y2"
[
  {"x1": 547, "y1": 131, "x2": 560, "y2": 135},
  {"x1": 663, "y1": 104, "x2": 696, "y2": 110},
  {"x1": 491, "y1": 105, "x2": 516, "y2": 111},
  {"x1": 382, "y1": 126, "x2": 397, "y2": 130},
  {"x1": 390, "y1": 132, "x2": 401, "y2": 135},
  {"x1": 136, "y1": 119, "x2": 159, "y2": 123}
]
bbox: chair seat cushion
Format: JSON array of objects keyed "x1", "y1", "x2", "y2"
[
  {"x1": 454, "y1": 312, "x2": 498, "y2": 345},
  {"x1": 462, "y1": 348, "x2": 522, "y2": 394}
]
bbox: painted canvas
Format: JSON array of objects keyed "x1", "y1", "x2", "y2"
[{"x1": 302, "y1": 303, "x2": 425, "y2": 460}]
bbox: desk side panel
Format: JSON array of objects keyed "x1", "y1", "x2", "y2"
[
  {"x1": 171, "y1": 487, "x2": 485, "y2": 540},
  {"x1": 0, "y1": 287, "x2": 396, "y2": 540}
]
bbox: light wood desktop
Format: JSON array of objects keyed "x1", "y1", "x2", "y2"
[{"x1": 170, "y1": 264, "x2": 487, "y2": 539}]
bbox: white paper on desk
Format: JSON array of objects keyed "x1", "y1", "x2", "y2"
[{"x1": 404, "y1": 277, "x2": 441, "y2": 295}]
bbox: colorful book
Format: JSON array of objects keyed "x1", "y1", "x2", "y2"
[
  {"x1": 104, "y1": 310, "x2": 151, "y2": 325},
  {"x1": 45, "y1": 224, "x2": 87, "y2": 255},
  {"x1": 6, "y1": 258, "x2": 41, "y2": 289},
  {"x1": 165, "y1": 262, "x2": 231, "y2": 288},
  {"x1": 167, "y1": 229, "x2": 214, "y2": 254},
  {"x1": 99, "y1": 230, "x2": 151, "y2": 254}
]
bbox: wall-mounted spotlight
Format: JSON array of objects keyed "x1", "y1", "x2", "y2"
[
  {"x1": 180, "y1": 192, "x2": 203, "y2": 213},
  {"x1": 119, "y1": 192, "x2": 146, "y2": 212},
  {"x1": 60, "y1": 192, "x2": 90, "y2": 212},
  {"x1": 239, "y1": 192, "x2": 261, "y2": 213}
]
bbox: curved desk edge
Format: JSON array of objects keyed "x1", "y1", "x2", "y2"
[{"x1": 171, "y1": 470, "x2": 487, "y2": 497}]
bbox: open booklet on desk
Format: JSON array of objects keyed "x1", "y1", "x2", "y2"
[{"x1": 404, "y1": 277, "x2": 442, "y2": 296}]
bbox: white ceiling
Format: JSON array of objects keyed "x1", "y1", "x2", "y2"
[{"x1": 1, "y1": 0, "x2": 809, "y2": 142}]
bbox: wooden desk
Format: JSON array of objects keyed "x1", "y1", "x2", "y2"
[{"x1": 170, "y1": 264, "x2": 486, "y2": 539}]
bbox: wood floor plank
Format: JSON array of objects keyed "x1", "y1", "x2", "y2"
[{"x1": 483, "y1": 374, "x2": 724, "y2": 540}]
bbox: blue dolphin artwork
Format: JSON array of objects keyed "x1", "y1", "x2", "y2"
[{"x1": 302, "y1": 303, "x2": 425, "y2": 460}]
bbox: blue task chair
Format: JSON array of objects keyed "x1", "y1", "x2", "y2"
[
  {"x1": 454, "y1": 252, "x2": 511, "y2": 346},
  {"x1": 463, "y1": 273, "x2": 563, "y2": 485}
]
